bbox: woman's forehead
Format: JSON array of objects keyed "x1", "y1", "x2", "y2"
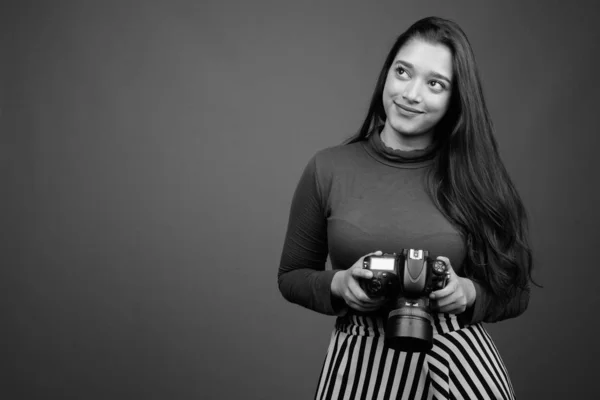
[{"x1": 394, "y1": 39, "x2": 453, "y2": 80}]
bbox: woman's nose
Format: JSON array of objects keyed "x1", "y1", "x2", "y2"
[{"x1": 402, "y1": 81, "x2": 422, "y2": 103}]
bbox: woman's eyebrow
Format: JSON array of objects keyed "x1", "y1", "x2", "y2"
[
  {"x1": 430, "y1": 71, "x2": 452, "y2": 83},
  {"x1": 394, "y1": 60, "x2": 452, "y2": 83}
]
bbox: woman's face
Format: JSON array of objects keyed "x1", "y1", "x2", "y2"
[{"x1": 381, "y1": 38, "x2": 453, "y2": 144}]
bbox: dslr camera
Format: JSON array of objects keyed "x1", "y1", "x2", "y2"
[{"x1": 360, "y1": 249, "x2": 449, "y2": 352}]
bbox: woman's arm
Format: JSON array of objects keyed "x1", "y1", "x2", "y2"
[
  {"x1": 431, "y1": 257, "x2": 530, "y2": 324},
  {"x1": 277, "y1": 155, "x2": 344, "y2": 316}
]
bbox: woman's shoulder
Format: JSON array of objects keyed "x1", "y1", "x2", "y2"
[{"x1": 310, "y1": 140, "x2": 367, "y2": 169}]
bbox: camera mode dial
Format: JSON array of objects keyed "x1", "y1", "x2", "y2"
[
  {"x1": 366, "y1": 278, "x2": 382, "y2": 293},
  {"x1": 432, "y1": 259, "x2": 447, "y2": 275}
]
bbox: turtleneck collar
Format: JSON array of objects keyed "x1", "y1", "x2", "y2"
[{"x1": 362, "y1": 127, "x2": 437, "y2": 169}]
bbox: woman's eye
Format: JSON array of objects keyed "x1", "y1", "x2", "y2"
[
  {"x1": 429, "y1": 80, "x2": 445, "y2": 90},
  {"x1": 395, "y1": 67, "x2": 407, "y2": 77}
]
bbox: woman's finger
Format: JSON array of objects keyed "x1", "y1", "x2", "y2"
[
  {"x1": 430, "y1": 275, "x2": 457, "y2": 300},
  {"x1": 438, "y1": 300, "x2": 467, "y2": 314},
  {"x1": 435, "y1": 290, "x2": 459, "y2": 308},
  {"x1": 346, "y1": 298, "x2": 379, "y2": 312},
  {"x1": 346, "y1": 280, "x2": 386, "y2": 308},
  {"x1": 349, "y1": 280, "x2": 381, "y2": 303}
]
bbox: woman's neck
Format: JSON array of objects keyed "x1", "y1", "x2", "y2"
[{"x1": 380, "y1": 124, "x2": 433, "y2": 151}]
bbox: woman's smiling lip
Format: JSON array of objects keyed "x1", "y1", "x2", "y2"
[{"x1": 394, "y1": 102, "x2": 425, "y2": 114}]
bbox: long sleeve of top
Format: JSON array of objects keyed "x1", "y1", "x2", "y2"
[
  {"x1": 278, "y1": 132, "x2": 529, "y2": 324},
  {"x1": 277, "y1": 154, "x2": 341, "y2": 315}
]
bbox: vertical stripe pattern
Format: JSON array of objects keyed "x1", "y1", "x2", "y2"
[{"x1": 314, "y1": 313, "x2": 516, "y2": 400}]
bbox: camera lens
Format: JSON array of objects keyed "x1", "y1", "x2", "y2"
[{"x1": 385, "y1": 299, "x2": 434, "y2": 352}]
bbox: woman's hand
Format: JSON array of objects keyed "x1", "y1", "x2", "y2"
[
  {"x1": 429, "y1": 256, "x2": 476, "y2": 314},
  {"x1": 331, "y1": 251, "x2": 387, "y2": 313}
]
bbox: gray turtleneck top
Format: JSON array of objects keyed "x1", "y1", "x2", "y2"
[{"x1": 278, "y1": 131, "x2": 529, "y2": 324}]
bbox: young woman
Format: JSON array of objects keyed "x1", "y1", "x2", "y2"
[{"x1": 278, "y1": 16, "x2": 534, "y2": 400}]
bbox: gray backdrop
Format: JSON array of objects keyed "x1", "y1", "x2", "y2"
[{"x1": 3, "y1": 0, "x2": 599, "y2": 399}]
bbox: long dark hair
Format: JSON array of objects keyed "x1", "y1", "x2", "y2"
[{"x1": 346, "y1": 17, "x2": 536, "y2": 302}]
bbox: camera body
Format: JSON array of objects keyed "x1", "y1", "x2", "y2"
[{"x1": 361, "y1": 249, "x2": 449, "y2": 352}]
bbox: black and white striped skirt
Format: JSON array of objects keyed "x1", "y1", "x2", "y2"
[{"x1": 315, "y1": 313, "x2": 515, "y2": 399}]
